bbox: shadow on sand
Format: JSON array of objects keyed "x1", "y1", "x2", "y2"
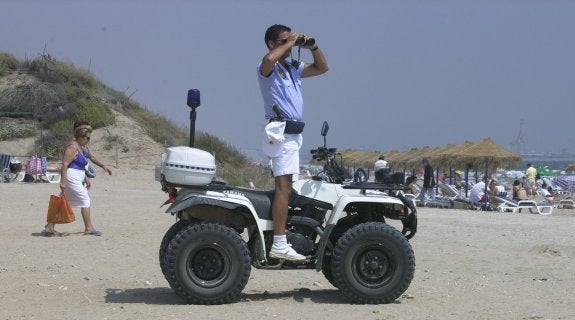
[{"x1": 104, "y1": 287, "x2": 356, "y2": 305}]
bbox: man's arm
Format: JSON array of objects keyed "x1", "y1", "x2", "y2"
[
  {"x1": 302, "y1": 46, "x2": 329, "y2": 78},
  {"x1": 260, "y1": 34, "x2": 298, "y2": 77}
]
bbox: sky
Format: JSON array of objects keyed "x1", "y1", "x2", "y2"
[{"x1": 1, "y1": 0, "x2": 574, "y2": 162}]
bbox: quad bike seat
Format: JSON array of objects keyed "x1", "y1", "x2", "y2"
[{"x1": 234, "y1": 186, "x2": 333, "y2": 221}]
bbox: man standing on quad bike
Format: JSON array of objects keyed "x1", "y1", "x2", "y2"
[{"x1": 257, "y1": 24, "x2": 329, "y2": 261}]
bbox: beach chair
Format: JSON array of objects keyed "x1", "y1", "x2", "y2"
[
  {"x1": 553, "y1": 176, "x2": 575, "y2": 196},
  {"x1": 0, "y1": 154, "x2": 11, "y2": 183},
  {"x1": 494, "y1": 196, "x2": 553, "y2": 215},
  {"x1": 426, "y1": 197, "x2": 452, "y2": 208},
  {"x1": 23, "y1": 155, "x2": 61, "y2": 183},
  {"x1": 537, "y1": 188, "x2": 575, "y2": 209},
  {"x1": 405, "y1": 183, "x2": 450, "y2": 208},
  {"x1": 438, "y1": 182, "x2": 467, "y2": 199},
  {"x1": 39, "y1": 157, "x2": 61, "y2": 183},
  {"x1": 403, "y1": 193, "x2": 419, "y2": 206},
  {"x1": 557, "y1": 198, "x2": 574, "y2": 209},
  {"x1": 419, "y1": 190, "x2": 453, "y2": 208},
  {"x1": 427, "y1": 182, "x2": 470, "y2": 208}
]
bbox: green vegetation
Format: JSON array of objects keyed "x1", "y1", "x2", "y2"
[
  {"x1": 0, "y1": 51, "x2": 273, "y2": 188},
  {"x1": 0, "y1": 120, "x2": 36, "y2": 140},
  {"x1": 75, "y1": 99, "x2": 116, "y2": 128},
  {"x1": 0, "y1": 61, "x2": 6, "y2": 76},
  {"x1": 0, "y1": 52, "x2": 19, "y2": 76}
]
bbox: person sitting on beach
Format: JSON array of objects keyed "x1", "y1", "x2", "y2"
[
  {"x1": 488, "y1": 179, "x2": 506, "y2": 197},
  {"x1": 512, "y1": 179, "x2": 528, "y2": 201},
  {"x1": 539, "y1": 186, "x2": 555, "y2": 202},
  {"x1": 374, "y1": 155, "x2": 389, "y2": 184},
  {"x1": 405, "y1": 175, "x2": 418, "y2": 195},
  {"x1": 469, "y1": 178, "x2": 488, "y2": 204}
]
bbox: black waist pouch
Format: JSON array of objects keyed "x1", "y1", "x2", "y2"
[{"x1": 284, "y1": 120, "x2": 305, "y2": 134}]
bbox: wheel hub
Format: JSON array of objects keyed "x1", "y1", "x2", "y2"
[
  {"x1": 357, "y1": 249, "x2": 391, "y2": 284},
  {"x1": 190, "y1": 248, "x2": 224, "y2": 281}
]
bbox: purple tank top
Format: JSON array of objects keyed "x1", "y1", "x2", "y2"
[{"x1": 68, "y1": 150, "x2": 88, "y2": 170}]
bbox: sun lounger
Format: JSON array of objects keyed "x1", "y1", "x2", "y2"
[
  {"x1": 558, "y1": 199, "x2": 574, "y2": 209},
  {"x1": 537, "y1": 189, "x2": 574, "y2": 209},
  {"x1": 494, "y1": 196, "x2": 553, "y2": 215},
  {"x1": 42, "y1": 171, "x2": 61, "y2": 183},
  {"x1": 39, "y1": 157, "x2": 61, "y2": 184},
  {"x1": 553, "y1": 176, "x2": 575, "y2": 195},
  {"x1": 0, "y1": 154, "x2": 11, "y2": 183},
  {"x1": 419, "y1": 194, "x2": 453, "y2": 208},
  {"x1": 403, "y1": 193, "x2": 418, "y2": 206},
  {"x1": 426, "y1": 198, "x2": 452, "y2": 208}
]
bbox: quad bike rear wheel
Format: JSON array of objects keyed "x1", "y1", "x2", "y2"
[
  {"x1": 159, "y1": 219, "x2": 190, "y2": 279},
  {"x1": 164, "y1": 222, "x2": 251, "y2": 304},
  {"x1": 331, "y1": 222, "x2": 415, "y2": 304}
]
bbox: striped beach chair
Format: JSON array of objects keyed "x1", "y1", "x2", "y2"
[{"x1": 0, "y1": 154, "x2": 11, "y2": 183}]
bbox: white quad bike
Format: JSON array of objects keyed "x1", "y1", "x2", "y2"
[{"x1": 156, "y1": 121, "x2": 418, "y2": 305}]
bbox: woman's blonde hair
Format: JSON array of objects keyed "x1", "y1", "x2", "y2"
[{"x1": 74, "y1": 126, "x2": 92, "y2": 139}]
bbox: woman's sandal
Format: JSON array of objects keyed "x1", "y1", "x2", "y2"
[
  {"x1": 84, "y1": 229, "x2": 102, "y2": 236},
  {"x1": 43, "y1": 229, "x2": 63, "y2": 237}
]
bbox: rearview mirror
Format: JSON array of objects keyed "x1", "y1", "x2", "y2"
[{"x1": 321, "y1": 121, "x2": 329, "y2": 137}]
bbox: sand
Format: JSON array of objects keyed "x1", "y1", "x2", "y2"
[
  {"x1": 1, "y1": 114, "x2": 575, "y2": 319},
  {"x1": 1, "y1": 167, "x2": 574, "y2": 320}
]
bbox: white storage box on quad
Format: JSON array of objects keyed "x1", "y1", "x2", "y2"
[{"x1": 159, "y1": 146, "x2": 216, "y2": 186}]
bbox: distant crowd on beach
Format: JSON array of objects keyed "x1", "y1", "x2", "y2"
[{"x1": 301, "y1": 156, "x2": 574, "y2": 211}]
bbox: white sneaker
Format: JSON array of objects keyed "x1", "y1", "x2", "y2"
[{"x1": 269, "y1": 245, "x2": 306, "y2": 261}]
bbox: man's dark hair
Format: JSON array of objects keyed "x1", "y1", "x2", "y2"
[{"x1": 264, "y1": 24, "x2": 291, "y2": 48}]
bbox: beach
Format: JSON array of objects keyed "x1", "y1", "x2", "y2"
[{"x1": 1, "y1": 165, "x2": 574, "y2": 320}]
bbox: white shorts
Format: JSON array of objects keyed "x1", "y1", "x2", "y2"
[{"x1": 270, "y1": 134, "x2": 302, "y2": 180}]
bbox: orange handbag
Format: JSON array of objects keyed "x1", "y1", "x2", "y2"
[{"x1": 46, "y1": 194, "x2": 76, "y2": 224}]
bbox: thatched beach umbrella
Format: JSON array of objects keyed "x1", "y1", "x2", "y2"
[
  {"x1": 384, "y1": 150, "x2": 402, "y2": 163},
  {"x1": 339, "y1": 149, "x2": 404, "y2": 176},
  {"x1": 438, "y1": 141, "x2": 475, "y2": 169},
  {"x1": 451, "y1": 138, "x2": 521, "y2": 172},
  {"x1": 427, "y1": 144, "x2": 456, "y2": 168},
  {"x1": 404, "y1": 146, "x2": 441, "y2": 171},
  {"x1": 419, "y1": 144, "x2": 456, "y2": 185},
  {"x1": 386, "y1": 148, "x2": 413, "y2": 170},
  {"x1": 432, "y1": 141, "x2": 475, "y2": 187},
  {"x1": 388, "y1": 147, "x2": 422, "y2": 171},
  {"x1": 451, "y1": 138, "x2": 522, "y2": 200},
  {"x1": 340, "y1": 149, "x2": 381, "y2": 169},
  {"x1": 565, "y1": 163, "x2": 575, "y2": 173}
]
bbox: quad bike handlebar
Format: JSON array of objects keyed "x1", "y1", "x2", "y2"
[{"x1": 310, "y1": 146, "x2": 351, "y2": 183}]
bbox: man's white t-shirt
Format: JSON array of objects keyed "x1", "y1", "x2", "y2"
[{"x1": 374, "y1": 159, "x2": 388, "y2": 172}]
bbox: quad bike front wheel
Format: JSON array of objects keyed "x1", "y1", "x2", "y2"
[
  {"x1": 331, "y1": 222, "x2": 415, "y2": 304},
  {"x1": 164, "y1": 222, "x2": 251, "y2": 305},
  {"x1": 321, "y1": 253, "x2": 337, "y2": 288}
]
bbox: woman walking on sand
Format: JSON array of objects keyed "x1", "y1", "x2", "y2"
[{"x1": 43, "y1": 126, "x2": 102, "y2": 236}]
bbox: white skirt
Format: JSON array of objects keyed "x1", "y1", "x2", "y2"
[{"x1": 64, "y1": 168, "x2": 90, "y2": 208}]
